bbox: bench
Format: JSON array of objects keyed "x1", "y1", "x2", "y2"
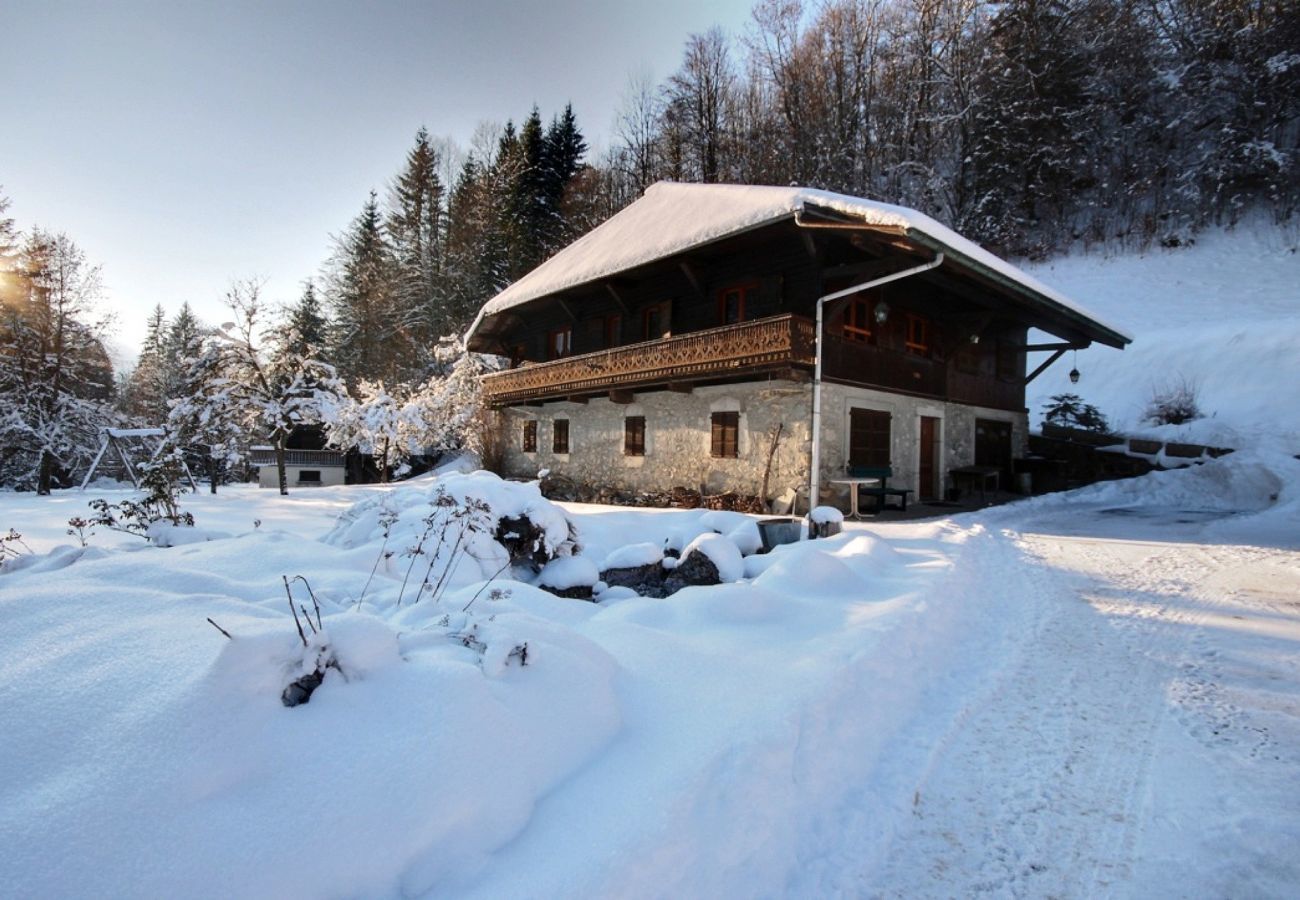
[{"x1": 847, "y1": 465, "x2": 913, "y2": 512}]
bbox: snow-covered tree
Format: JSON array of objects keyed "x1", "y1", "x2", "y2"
[
  {"x1": 402, "y1": 339, "x2": 502, "y2": 463},
  {"x1": 323, "y1": 379, "x2": 408, "y2": 483},
  {"x1": 166, "y1": 336, "x2": 247, "y2": 493},
  {"x1": 0, "y1": 229, "x2": 114, "y2": 492},
  {"x1": 213, "y1": 279, "x2": 344, "y2": 496}
]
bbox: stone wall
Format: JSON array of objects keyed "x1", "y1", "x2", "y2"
[
  {"x1": 817, "y1": 382, "x2": 1026, "y2": 505},
  {"x1": 499, "y1": 380, "x2": 812, "y2": 501},
  {"x1": 497, "y1": 378, "x2": 1025, "y2": 510}
]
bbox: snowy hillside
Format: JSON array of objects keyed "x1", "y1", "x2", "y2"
[{"x1": 1023, "y1": 223, "x2": 1300, "y2": 451}]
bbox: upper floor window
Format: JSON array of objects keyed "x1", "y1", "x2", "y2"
[
  {"x1": 522, "y1": 420, "x2": 538, "y2": 453},
  {"x1": 553, "y1": 418, "x2": 570, "y2": 454},
  {"x1": 717, "y1": 283, "x2": 758, "y2": 325},
  {"x1": 548, "y1": 326, "x2": 572, "y2": 360},
  {"x1": 710, "y1": 411, "x2": 740, "y2": 458},
  {"x1": 905, "y1": 314, "x2": 930, "y2": 357},
  {"x1": 643, "y1": 302, "x2": 671, "y2": 340},
  {"x1": 842, "y1": 298, "x2": 875, "y2": 343},
  {"x1": 603, "y1": 314, "x2": 622, "y2": 348}
]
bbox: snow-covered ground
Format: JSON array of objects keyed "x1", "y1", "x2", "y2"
[
  {"x1": 2, "y1": 227, "x2": 1298, "y2": 897},
  {"x1": 2, "y1": 447, "x2": 1297, "y2": 898},
  {"x1": 1024, "y1": 221, "x2": 1299, "y2": 451}
]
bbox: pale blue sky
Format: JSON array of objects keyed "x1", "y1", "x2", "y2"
[{"x1": 1, "y1": 0, "x2": 755, "y2": 363}]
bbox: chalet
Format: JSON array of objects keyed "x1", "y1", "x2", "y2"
[{"x1": 466, "y1": 183, "x2": 1129, "y2": 511}]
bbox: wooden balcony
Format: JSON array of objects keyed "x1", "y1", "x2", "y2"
[{"x1": 483, "y1": 314, "x2": 817, "y2": 406}]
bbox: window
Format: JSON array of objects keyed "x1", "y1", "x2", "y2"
[
  {"x1": 624, "y1": 416, "x2": 645, "y2": 456},
  {"x1": 547, "y1": 326, "x2": 572, "y2": 360},
  {"x1": 717, "y1": 283, "x2": 758, "y2": 325},
  {"x1": 905, "y1": 314, "x2": 930, "y2": 357},
  {"x1": 642, "y1": 302, "x2": 670, "y2": 340},
  {"x1": 603, "y1": 314, "x2": 621, "y2": 348},
  {"x1": 710, "y1": 411, "x2": 739, "y2": 458},
  {"x1": 848, "y1": 408, "x2": 891, "y2": 469},
  {"x1": 553, "y1": 418, "x2": 569, "y2": 454},
  {"x1": 842, "y1": 298, "x2": 875, "y2": 343},
  {"x1": 522, "y1": 421, "x2": 537, "y2": 453},
  {"x1": 297, "y1": 470, "x2": 322, "y2": 484}
]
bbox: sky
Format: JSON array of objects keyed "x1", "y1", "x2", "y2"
[{"x1": 1, "y1": 0, "x2": 755, "y2": 366}]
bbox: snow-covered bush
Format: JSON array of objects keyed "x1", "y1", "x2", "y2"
[
  {"x1": 325, "y1": 471, "x2": 580, "y2": 605},
  {"x1": 1143, "y1": 377, "x2": 1202, "y2": 426},
  {"x1": 86, "y1": 450, "x2": 195, "y2": 544}
]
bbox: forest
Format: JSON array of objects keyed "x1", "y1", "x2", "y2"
[{"x1": 1, "y1": 0, "x2": 1295, "y2": 491}]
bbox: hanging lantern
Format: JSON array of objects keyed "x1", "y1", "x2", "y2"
[
  {"x1": 873, "y1": 300, "x2": 891, "y2": 324},
  {"x1": 1069, "y1": 349, "x2": 1080, "y2": 384}
]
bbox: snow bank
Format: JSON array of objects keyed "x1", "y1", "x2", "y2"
[
  {"x1": 536, "y1": 555, "x2": 600, "y2": 590},
  {"x1": 603, "y1": 541, "x2": 663, "y2": 570}
]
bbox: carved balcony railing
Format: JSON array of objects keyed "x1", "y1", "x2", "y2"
[{"x1": 483, "y1": 314, "x2": 817, "y2": 405}]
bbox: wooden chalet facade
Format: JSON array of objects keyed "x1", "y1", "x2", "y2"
[{"x1": 467, "y1": 183, "x2": 1129, "y2": 509}]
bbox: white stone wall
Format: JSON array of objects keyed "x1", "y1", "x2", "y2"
[
  {"x1": 497, "y1": 379, "x2": 1025, "y2": 510},
  {"x1": 256, "y1": 465, "x2": 345, "y2": 489},
  {"x1": 818, "y1": 382, "x2": 1026, "y2": 504},
  {"x1": 499, "y1": 381, "x2": 812, "y2": 500}
]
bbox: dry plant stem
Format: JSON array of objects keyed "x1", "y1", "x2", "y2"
[
  {"x1": 291, "y1": 575, "x2": 323, "y2": 630},
  {"x1": 431, "y1": 520, "x2": 471, "y2": 602},
  {"x1": 300, "y1": 605, "x2": 318, "y2": 635},
  {"x1": 206, "y1": 617, "x2": 233, "y2": 640},
  {"x1": 397, "y1": 512, "x2": 443, "y2": 606},
  {"x1": 461, "y1": 560, "x2": 513, "y2": 613},
  {"x1": 284, "y1": 575, "x2": 307, "y2": 647},
  {"x1": 358, "y1": 534, "x2": 390, "y2": 605}
]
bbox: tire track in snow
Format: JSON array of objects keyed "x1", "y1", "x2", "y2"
[{"x1": 861, "y1": 527, "x2": 1200, "y2": 898}]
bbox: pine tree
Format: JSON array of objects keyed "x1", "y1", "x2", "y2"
[
  {"x1": 387, "y1": 127, "x2": 448, "y2": 353},
  {"x1": 121, "y1": 304, "x2": 169, "y2": 421},
  {"x1": 325, "y1": 191, "x2": 403, "y2": 384},
  {"x1": 285, "y1": 280, "x2": 328, "y2": 357},
  {"x1": 542, "y1": 104, "x2": 589, "y2": 251}
]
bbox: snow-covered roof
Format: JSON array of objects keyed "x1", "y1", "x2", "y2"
[{"x1": 470, "y1": 182, "x2": 1131, "y2": 347}]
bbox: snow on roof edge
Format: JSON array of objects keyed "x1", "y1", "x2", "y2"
[{"x1": 469, "y1": 182, "x2": 1132, "y2": 347}]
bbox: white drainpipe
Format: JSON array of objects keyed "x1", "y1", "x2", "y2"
[{"x1": 808, "y1": 252, "x2": 944, "y2": 512}]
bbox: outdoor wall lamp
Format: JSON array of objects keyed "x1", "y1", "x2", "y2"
[{"x1": 873, "y1": 300, "x2": 890, "y2": 324}]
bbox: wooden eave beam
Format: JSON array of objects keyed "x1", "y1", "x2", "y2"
[
  {"x1": 556, "y1": 298, "x2": 578, "y2": 322},
  {"x1": 678, "y1": 261, "x2": 707, "y2": 301},
  {"x1": 1024, "y1": 348, "x2": 1067, "y2": 385},
  {"x1": 604, "y1": 283, "x2": 629, "y2": 313}
]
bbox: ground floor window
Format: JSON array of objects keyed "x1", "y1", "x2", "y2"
[
  {"x1": 553, "y1": 418, "x2": 569, "y2": 454},
  {"x1": 522, "y1": 420, "x2": 537, "y2": 453},
  {"x1": 710, "y1": 411, "x2": 739, "y2": 458},
  {"x1": 624, "y1": 416, "x2": 645, "y2": 456}
]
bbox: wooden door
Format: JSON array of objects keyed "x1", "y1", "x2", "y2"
[
  {"x1": 849, "y1": 408, "x2": 891, "y2": 469},
  {"x1": 919, "y1": 416, "x2": 940, "y2": 500},
  {"x1": 974, "y1": 418, "x2": 1013, "y2": 485}
]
